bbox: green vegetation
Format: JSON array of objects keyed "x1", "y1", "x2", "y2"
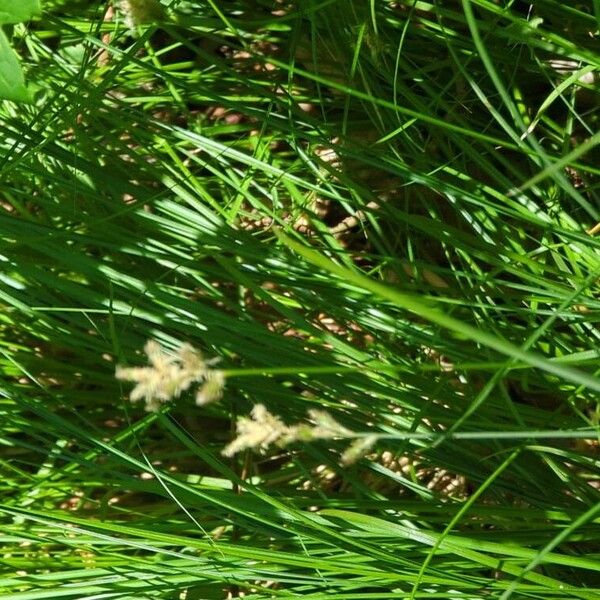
[
  {"x1": 0, "y1": 0, "x2": 42, "y2": 101},
  {"x1": 1, "y1": 1, "x2": 599, "y2": 598}
]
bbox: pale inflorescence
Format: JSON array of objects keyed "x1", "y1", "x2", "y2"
[
  {"x1": 118, "y1": 0, "x2": 166, "y2": 29},
  {"x1": 222, "y1": 404, "x2": 291, "y2": 458},
  {"x1": 115, "y1": 340, "x2": 225, "y2": 412},
  {"x1": 116, "y1": 340, "x2": 377, "y2": 464},
  {"x1": 222, "y1": 404, "x2": 366, "y2": 461}
]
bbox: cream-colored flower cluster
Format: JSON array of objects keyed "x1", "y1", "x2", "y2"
[
  {"x1": 223, "y1": 405, "x2": 377, "y2": 464},
  {"x1": 116, "y1": 340, "x2": 377, "y2": 464},
  {"x1": 115, "y1": 340, "x2": 225, "y2": 412},
  {"x1": 119, "y1": 0, "x2": 166, "y2": 29},
  {"x1": 223, "y1": 405, "x2": 352, "y2": 457}
]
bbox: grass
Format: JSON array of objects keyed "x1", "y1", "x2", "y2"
[{"x1": 0, "y1": 0, "x2": 599, "y2": 598}]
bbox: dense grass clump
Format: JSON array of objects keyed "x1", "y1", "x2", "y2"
[{"x1": 0, "y1": 1, "x2": 599, "y2": 598}]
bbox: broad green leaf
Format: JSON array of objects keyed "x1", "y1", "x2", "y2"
[
  {"x1": 0, "y1": 0, "x2": 41, "y2": 24},
  {"x1": 0, "y1": 28, "x2": 30, "y2": 102}
]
